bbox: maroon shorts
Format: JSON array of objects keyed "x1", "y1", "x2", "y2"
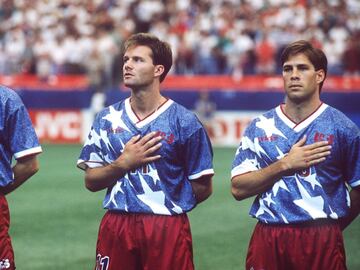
[
  {"x1": 94, "y1": 211, "x2": 194, "y2": 270},
  {"x1": 246, "y1": 221, "x2": 347, "y2": 270},
  {"x1": 0, "y1": 195, "x2": 15, "y2": 270}
]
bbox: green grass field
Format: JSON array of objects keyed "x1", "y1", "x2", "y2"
[{"x1": 7, "y1": 145, "x2": 360, "y2": 269}]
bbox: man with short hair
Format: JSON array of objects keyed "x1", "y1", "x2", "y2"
[
  {"x1": 231, "y1": 40, "x2": 360, "y2": 270},
  {"x1": 77, "y1": 33, "x2": 214, "y2": 270}
]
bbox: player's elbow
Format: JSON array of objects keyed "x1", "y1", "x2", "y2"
[
  {"x1": 85, "y1": 179, "x2": 100, "y2": 192},
  {"x1": 201, "y1": 185, "x2": 213, "y2": 201},
  {"x1": 30, "y1": 161, "x2": 40, "y2": 176},
  {"x1": 231, "y1": 182, "x2": 248, "y2": 201},
  {"x1": 231, "y1": 187, "x2": 245, "y2": 201}
]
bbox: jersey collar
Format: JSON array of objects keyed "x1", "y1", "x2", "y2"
[
  {"x1": 275, "y1": 103, "x2": 328, "y2": 132},
  {"x1": 124, "y1": 97, "x2": 174, "y2": 128}
]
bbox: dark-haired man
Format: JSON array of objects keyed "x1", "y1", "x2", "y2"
[{"x1": 231, "y1": 40, "x2": 360, "y2": 270}]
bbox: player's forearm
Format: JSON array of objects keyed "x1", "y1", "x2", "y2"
[
  {"x1": 1, "y1": 156, "x2": 39, "y2": 195},
  {"x1": 231, "y1": 159, "x2": 290, "y2": 201},
  {"x1": 85, "y1": 162, "x2": 128, "y2": 192},
  {"x1": 231, "y1": 137, "x2": 332, "y2": 200},
  {"x1": 339, "y1": 187, "x2": 360, "y2": 231}
]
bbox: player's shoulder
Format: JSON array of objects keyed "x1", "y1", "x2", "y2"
[
  {"x1": 325, "y1": 104, "x2": 359, "y2": 130},
  {"x1": 246, "y1": 107, "x2": 275, "y2": 128},
  {"x1": 168, "y1": 99, "x2": 198, "y2": 121},
  {"x1": 325, "y1": 104, "x2": 350, "y2": 119},
  {"x1": 166, "y1": 99, "x2": 204, "y2": 138},
  {"x1": 324, "y1": 105, "x2": 360, "y2": 137},
  {"x1": 95, "y1": 100, "x2": 125, "y2": 118},
  {"x1": 0, "y1": 84, "x2": 22, "y2": 102},
  {"x1": 0, "y1": 84, "x2": 25, "y2": 112}
]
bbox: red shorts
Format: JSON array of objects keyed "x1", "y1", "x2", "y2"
[
  {"x1": 0, "y1": 195, "x2": 15, "y2": 270},
  {"x1": 94, "y1": 211, "x2": 194, "y2": 270},
  {"x1": 246, "y1": 221, "x2": 347, "y2": 270}
]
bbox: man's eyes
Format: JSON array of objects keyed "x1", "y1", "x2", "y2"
[
  {"x1": 283, "y1": 67, "x2": 292, "y2": 72},
  {"x1": 123, "y1": 57, "x2": 143, "y2": 62},
  {"x1": 283, "y1": 66, "x2": 309, "y2": 72},
  {"x1": 298, "y1": 66, "x2": 309, "y2": 70}
]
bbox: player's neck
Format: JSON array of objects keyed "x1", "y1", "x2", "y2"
[
  {"x1": 283, "y1": 98, "x2": 322, "y2": 124},
  {"x1": 130, "y1": 88, "x2": 166, "y2": 120}
]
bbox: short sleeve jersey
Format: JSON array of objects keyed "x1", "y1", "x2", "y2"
[
  {"x1": 78, "y1": 98, "x2": 214, "y2": 215},
  {"x1": 231, "y1": 103, "x2": 360, "y2": 224},
  {"x1": 0, "y1": 85, "x2": 42, "y2": 187}
]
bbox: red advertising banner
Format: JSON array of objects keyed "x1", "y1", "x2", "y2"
[
  {"x1": 162, "y1": 76, "x2": 360, "y2": 92},
  {"x1": 2, "y1": 74, "x2": 360, "y2": 92},
  {"x1": 29, "y1": 110, "x2": 84, "y2": 143}
]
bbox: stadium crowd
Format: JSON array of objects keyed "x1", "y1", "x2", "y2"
[{"x1": 0, "y1": 0, "x2": 359, "y2": 90}]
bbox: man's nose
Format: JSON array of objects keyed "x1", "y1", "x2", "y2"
[
  {"x1": 124, "y1": 62, "x2": 133, "y2": 70},
  {"x1": 290, "y1": 69, "x2": 300, "y2": 79}
]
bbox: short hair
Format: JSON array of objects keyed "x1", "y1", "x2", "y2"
[
  {"x1": 123, "y1": 33, "x2": 173, "y2": 83},
  {"x1": 280, "y1": 40, "x2": 327, "y2": 91}
]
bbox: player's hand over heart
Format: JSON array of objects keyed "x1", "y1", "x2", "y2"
[
  {"x1": 112, "y1": 132, "x2": 162, "y2": 172},
  {"x1": 282, "y1": 135, "x2": 331, "y2": 174}
]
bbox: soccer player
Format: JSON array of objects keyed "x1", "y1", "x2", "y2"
[
  {"x1": 231, "y1": 40, "x2": 360, "y2": 270},
  {"x1": 77, "y1": 33, "x2": 214, "y2": 270},
  {"x1": 0, "y1": 85, "x2": 42, "y2": 270}
]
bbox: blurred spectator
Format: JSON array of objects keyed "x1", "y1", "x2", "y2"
[
  {"x1": 342, "y1": 36, "x2": 360, "y2": 77},
  {"x1": 255, "y1": 33, "x2": 276, "y2": 75},
  {"x1": 175, "y1": 36, "x2": 195, "y2": 74},
  {"x1": 194, "y1": 91, "x2": 216, "y2": 138},
  {"x1": 323, "y1": 37, "x2": 344, "y2": 75},
  {"x1": 0, "y1": 0, "x2": 359, "y2": 82}
]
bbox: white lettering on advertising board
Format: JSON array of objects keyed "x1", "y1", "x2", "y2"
[{"x1": 30, "y1": 110, "x2": 83, "y2": 143}]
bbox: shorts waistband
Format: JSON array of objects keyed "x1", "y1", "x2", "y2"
[
  {"x1": 107, "y1": 210, "x2": 187, "y2": 218},
  {"x1": 259, "y1": 219, "x2": 339, "y2": 227}
]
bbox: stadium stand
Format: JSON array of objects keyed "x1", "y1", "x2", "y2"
[{"x1": 0, "y1": 0, "x2": 359, "y2": 86}]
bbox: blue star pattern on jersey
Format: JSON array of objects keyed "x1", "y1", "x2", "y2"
[
  {"x1": 78, "y1": 98, "x2": 214, "y2": 215},
  {"x1": 232, "y1": 103, "x2": 360, "y2": 224},
  {"x1": 0, "y1": 85, "x2": 42, "y2": 187}
]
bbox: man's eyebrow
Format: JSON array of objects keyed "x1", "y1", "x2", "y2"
[
  {"x1": 124, "y1": 55, "x2": 145, "y2": 60},
  {"x1": 297, "y1": 64, "x2": 310, "y2": 68},
  {"x1": 283, "y1": 63, "x2": 310, "y2": 68}
]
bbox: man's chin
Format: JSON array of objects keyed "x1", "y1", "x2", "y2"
[
  {"x1": 288, "y1": 95, "x2": 308, "y2": 104},
  {"x1": 123, "y1": 81, "x2": 135, "y2": 88}
]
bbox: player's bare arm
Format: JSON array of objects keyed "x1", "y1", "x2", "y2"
[
  {"x1": 339, "y1": 186, "x2": 360, "y2": 231},
  {"x1": 0, "y1": 155, "x2": 39, "y2": 195},
  {"x1": 191, "y1": 175, "x2": 213, "y2": 204},
  {"x1": 85, "y1": 132, "x2": 162, "y2": 192},
  {"x1": 231, "y1": 135, "x2": 331, "y2": 200}
]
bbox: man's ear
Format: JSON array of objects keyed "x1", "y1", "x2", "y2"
[
  {"x1": 154, "y1": 65, "x2": 165, "y2": 77},
  {"x1": 316, "y1": 69, "x2": 325, "y2": 85}
]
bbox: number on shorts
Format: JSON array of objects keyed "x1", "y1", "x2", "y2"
[{"x1": 96, "y1": 254, "x2": 110, "y2": 270}]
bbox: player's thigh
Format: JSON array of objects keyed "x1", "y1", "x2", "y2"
[
  {"x1": 246, "y1": 222, "x2": 347, "y2": 270},
  {"x1": 246, "y1": 223, "x2": 283, "y2": 270},
  {"x1": 141, "y1": 214, "x2": 194, "y2": 270},
  {"x1": 290, "y1": 224, "x2": 346, "y2": 270},
  {"x1": 0, "y1": 196, "x2": 15, "y2": 270},
  {"x1": 94, "y1": 212, "x2": 140, "y2": 270}
]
